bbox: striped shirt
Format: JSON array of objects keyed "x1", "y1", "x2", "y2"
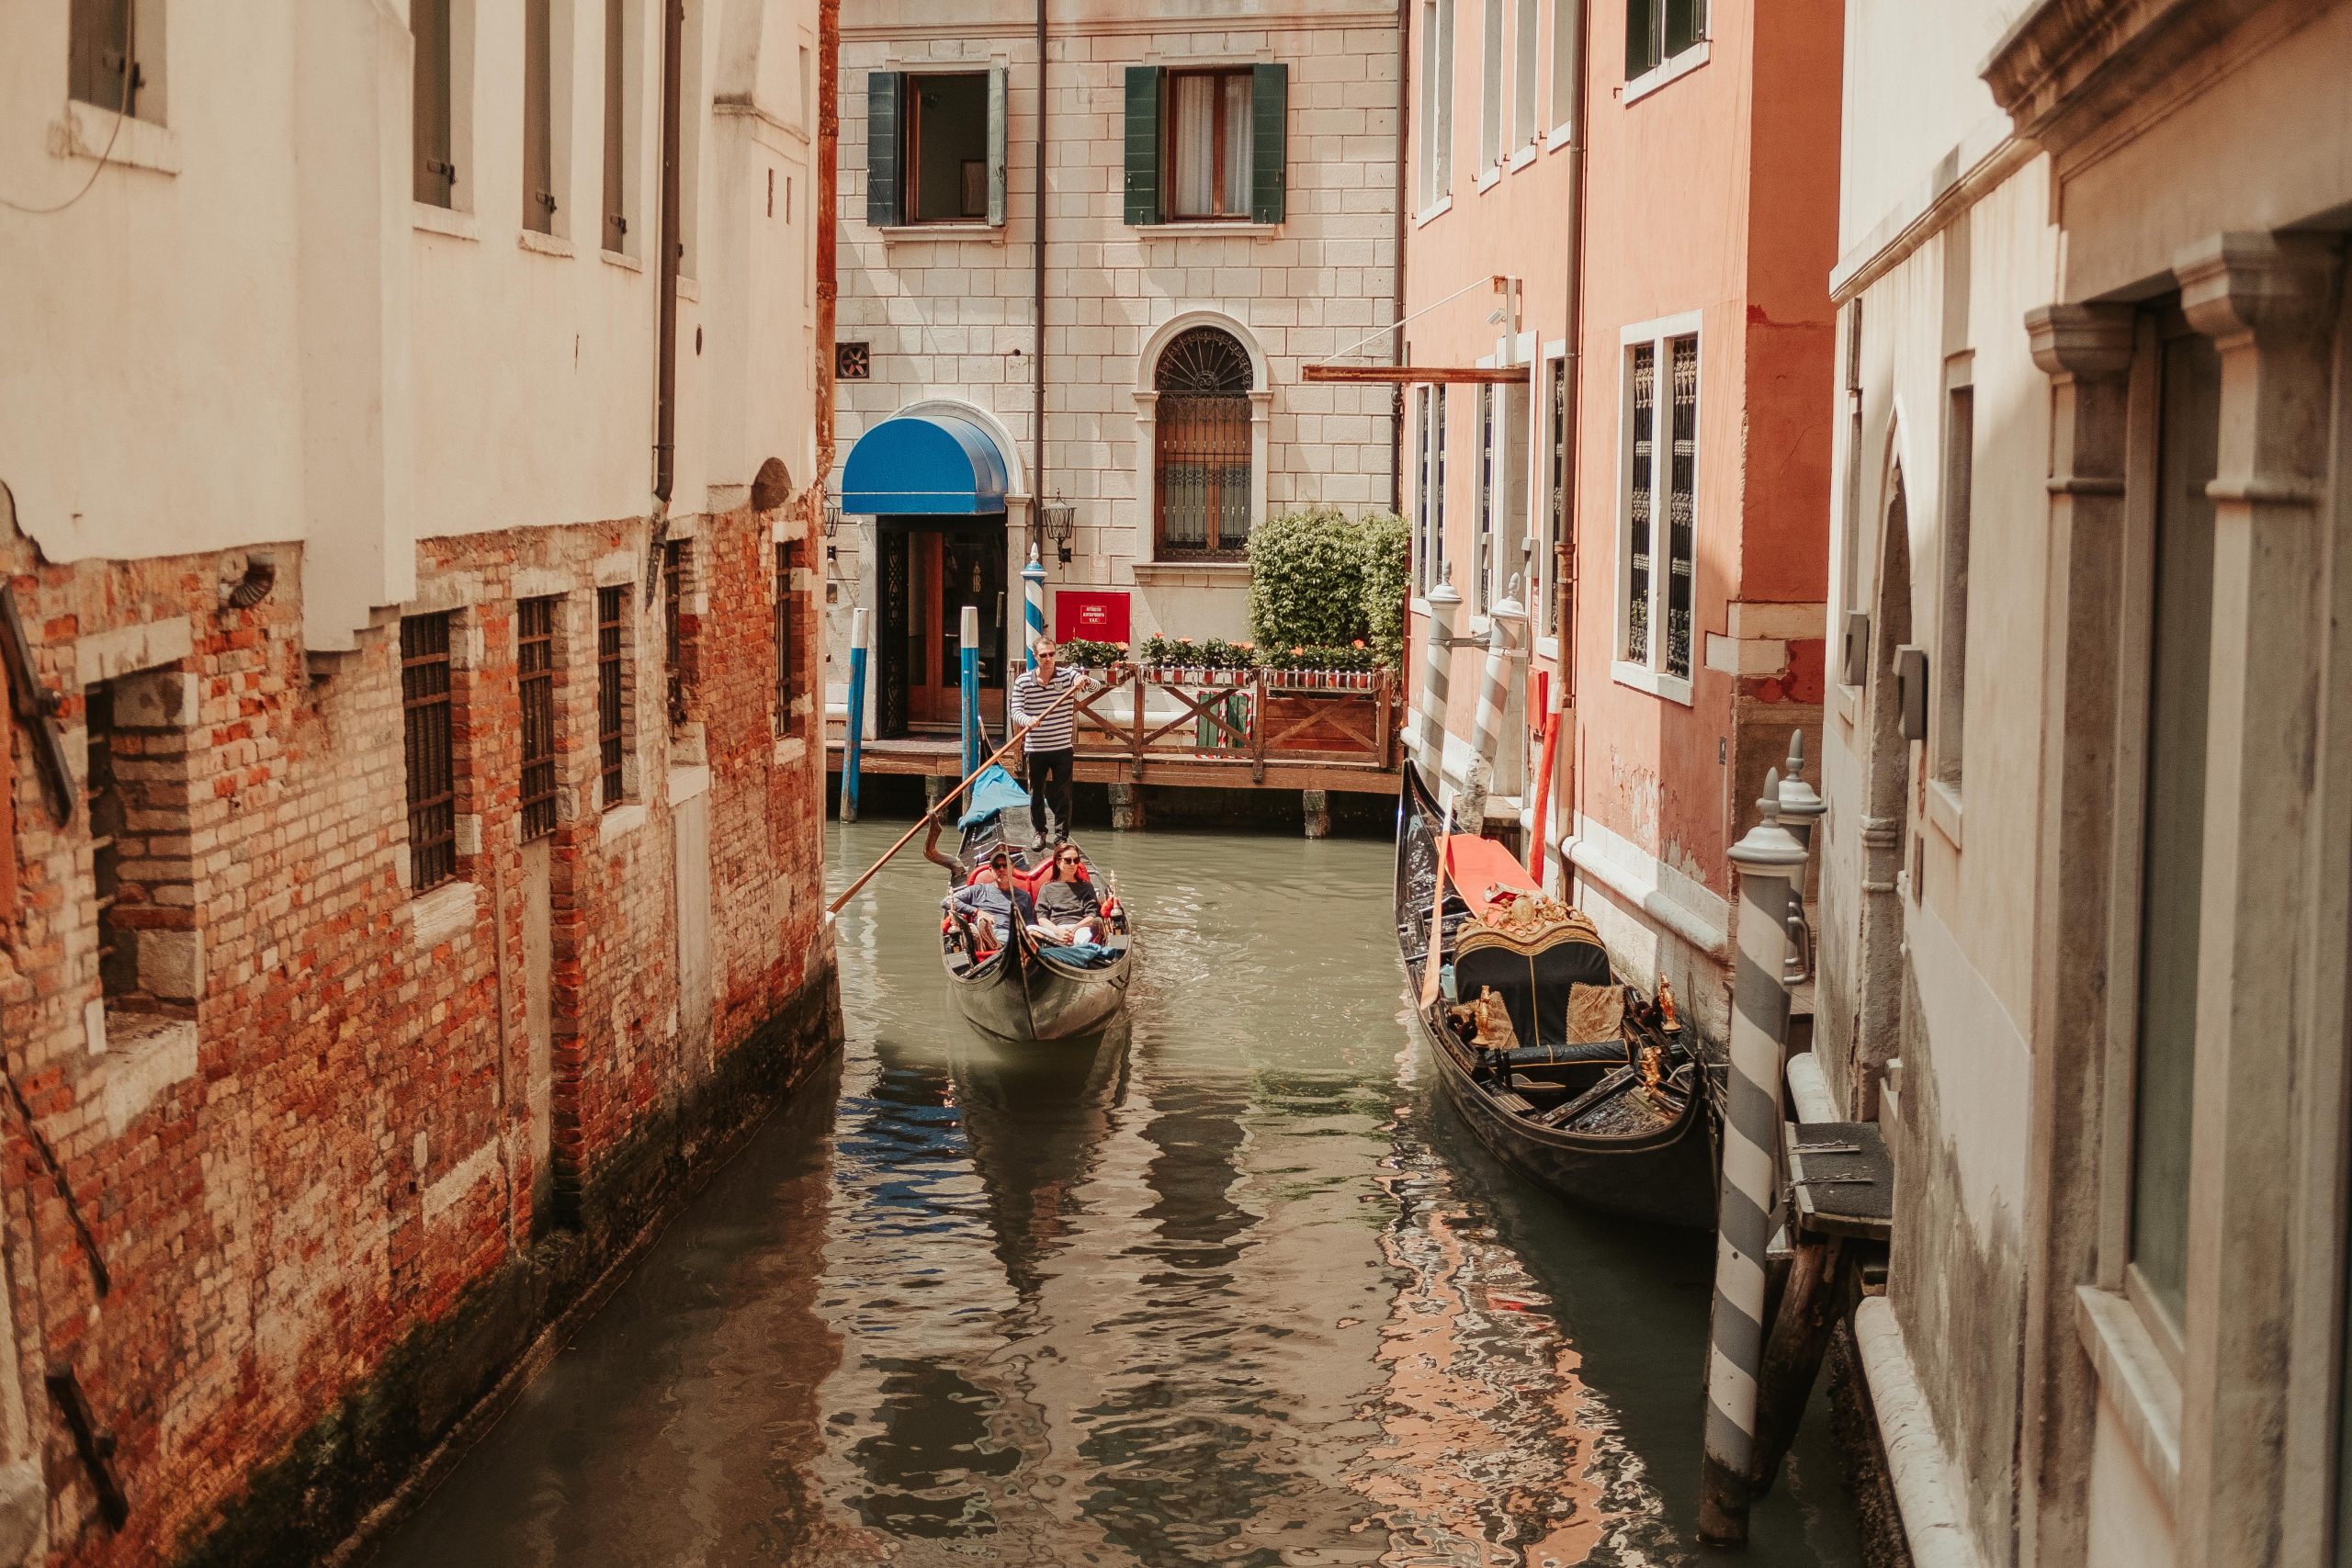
[{"x1": 1011, "y1": 667, "x2": 1080, "y2": 753}]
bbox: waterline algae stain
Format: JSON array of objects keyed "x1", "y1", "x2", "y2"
[{"x1": 370, "y1": 823, "x2": 1861, "y2": 1566}]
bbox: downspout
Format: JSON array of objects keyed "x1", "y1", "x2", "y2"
[
  {"x1": 1554, "y1": 0, "x2": 1589, "y2": 860},
  {"x1": 1389, "y1": 0, "x2": 1410, "y2": 515},
  {"x1": 816, "y1": 0, "x2": 839, "y2": 486},
  {"x1": 654, "y1": 0, "x2": 684, "y2": 510},
  {"x1": 1031, "y1": 0, "x2": 1048, "y2": 529}
]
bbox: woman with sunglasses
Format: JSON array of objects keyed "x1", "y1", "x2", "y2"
[{"x1": 1027, "y1": 843, "x2": 1102, "y2": 946}]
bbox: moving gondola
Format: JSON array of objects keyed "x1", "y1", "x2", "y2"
[
  {"x1": 1395, "y1": 758, "x2": 1715, "y2": 1229},
  {"x1": 933, "y1": 766, "x2": 1135, "y2": 1042}
]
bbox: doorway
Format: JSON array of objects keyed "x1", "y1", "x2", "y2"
[{"x1": 876, "y1": 519, "x2": 1009, "y2": 737}]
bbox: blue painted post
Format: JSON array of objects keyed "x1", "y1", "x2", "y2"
[
  {"x1": 842, "y1": 607, "x2": 868, "y2": 822},
  {"x1": 959, "y1": 604, "x2": 981, "y2": 781},
  {"x1": 1023, "y1": 547, "x2": 1047, "y2": 671}
]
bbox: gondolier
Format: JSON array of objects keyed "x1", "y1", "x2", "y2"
[{"x1": 1011, "y1": 639, "x2": 1089, "y2": 844}]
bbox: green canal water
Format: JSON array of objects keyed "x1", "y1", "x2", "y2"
[{"x1": 370, "y1": 819, "x2": 1864, "y2": 1566}]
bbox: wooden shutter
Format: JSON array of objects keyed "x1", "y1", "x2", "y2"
[
  {"x1": 603, "y1": 0, "x2": 628, "y2": 250},
  {"x1": 1250, "y1": 63, "x2": 1287, "y2": 224},
  {"x1": 865, "y1": 71, "x2": 904, "y2": 227},
  {"x1": 1123, "y1": 66, "x2": 1164, "y2": 227},
  {"x1": 986, "y1": 66, "x2": 1009, "y2": 226}
]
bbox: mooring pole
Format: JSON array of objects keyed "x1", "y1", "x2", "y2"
[
  {"x1": 842, "y1": 606, "x2": 869, "y2": 822},
  {"x1": 1460, "y1": 581, "x2": 1523, "y2": 832},
  {"x1": 1776, "y1": 731, "x2": 1826, "y2": 986},
  {"x1": 960, "y1": 605, "x2": 981, "y2": 781},
  {"x1": 1023, "y1": 547, "x2": 1046, "y2": 671},
  {"x1": 1415, "y1": 577, "x2": 1461, "y2": 782},
  {"x1": 1699, "y1": 772, "x2": 1809, "y2": 1545}
]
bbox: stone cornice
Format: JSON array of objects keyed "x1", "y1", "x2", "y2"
[
  {"x1": 1982, "y1": 0, "x2": 2302, "y2": 153},
  {"x1": 2176, "y1": 232, "x2": 2343, "y2": 344},
  {"x1": 2026, "y1": 302, "x2": 2135, "y2": 380}
]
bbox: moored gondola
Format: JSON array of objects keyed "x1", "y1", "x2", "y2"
[
  {"x1": 1395, "y1": 758, "x2": 1714, "y2": 1229},
  {"x1": 931, "y1": 766, "x2": 1135, "y2": 1042}
]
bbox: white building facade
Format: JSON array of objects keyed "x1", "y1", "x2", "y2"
[{"x1": 825, "y1": 0, "x2": 1401, "y2": 739}]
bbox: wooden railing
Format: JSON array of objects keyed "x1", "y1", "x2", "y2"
[{"x1": 1068, "y1": 666, "x2": 1398, "y2": 783}]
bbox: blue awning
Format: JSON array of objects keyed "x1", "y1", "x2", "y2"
[{"x1": 840, "y1": 412, "x2": 1010, "y2": 516}]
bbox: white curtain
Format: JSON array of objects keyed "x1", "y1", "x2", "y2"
[
  {"x1": 1171, "y1": 74, "x2": 1216, "y2": 216},
  {"x1": 1222, "y1": 73, "x2": 1253, "y2": 214}
]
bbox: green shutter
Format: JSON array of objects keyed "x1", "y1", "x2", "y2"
[
  {"x1": 987, "y1": 66, "x2": 1009, "y2": 226},
  {"x1": 865, "y1": 71, "x2": 904, "y2": 227},
  {"x1": 1250, "y1": 63, "x2": 1288, "y2": 225},
  {"x1": 1123, "y1": 66, "x2": 1164, "y2": 227}
]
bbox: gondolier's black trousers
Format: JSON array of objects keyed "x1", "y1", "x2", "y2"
[{"x1": 1026, "y1": 747, "x2": 1075, "y2": 841}]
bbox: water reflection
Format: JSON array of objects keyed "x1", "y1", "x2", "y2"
[{"x1": 369, "y1": 822, "x2": 1860, "y2": 1568}]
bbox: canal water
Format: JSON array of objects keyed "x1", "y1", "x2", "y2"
[{"x1": 373, "y1": 819, "x2": 1863, "y2": 1567}]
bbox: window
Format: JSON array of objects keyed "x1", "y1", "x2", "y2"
[
  {"x1": 1480, "y1": 0, "x2": 1505, "y2": 171},
  {"x1": 1513, "y1": 0, "x2": 1540, "y2": 153},
  {"x1": 1434, "y1": 385, "x2": 1450, "y2": 587},
  {"x1": 69, "y1": 0, "x2": 160, "y2": 120},
  {"x1": 1475, "y1": 385, "x2": 1497, "y2": 608},
  {"x1": 413, "y1": 0, "x2": 465, "y2": 208},
  {"x1": 401, "y1": 614, "x2": 458, "y2": 891},
  {"x1": 518, "y1": 598, "x2": 559, "y2": 842},
  {"x1": 1541, "y1": 354, "x2": 1568, "y2": 636},
  {"x1": 1153, "y1": 327, "x2": 1255, "y2": 558},
  {"x1": 2128, "y1": 323, "x2": 2222, "y2": 1337},
  {"x1": 596, "y1": 586, "x2": 628, "y2": 807},
  {"x1": 1625, "y1": 0, "x2": 1706, "y2": 82},
  {"x1": 1122, "y1": 65, "x2": 1288, "y2": 226},
  {"x1": 662, "y1": 539, "x2": 694, "y2": 730},
  {"x1": 1934, "y1": 377, "x2": 1973, "y2": 789},
  {"x1": 868, "y1": 69, "x2": 1009, "y2": 227},
  {"x1": 775, "y1": 542, "x2": 799, "y2": 737},
  {"x1": 1415, "y1": 386, "x2": 1436, "y2": 592},
  {"x1": 1617, "y1": 324, "x2": 1697, "y2": 694},
  {"x1": 601, "y1": 0, "x2": 636, "y2": 252},
  {"x1": 1419, "y1": 0, "x2": 1455, "y2": 209},
  {"x1": 1549, "y1": 0, "x2": 1577, "y2": 133},
  {"x1": 85, "y1": 683, "x2": 133, "y2": 1004},
  {"x1": 521, "y1": 0, "x2": 569, "y2": 235},
  {"x1": 1838, "y1": 299, "x2": 1863, "y2": 643},
  {"x1": 1500, "y1": 378, "x2": 1530, "y2": 606}
]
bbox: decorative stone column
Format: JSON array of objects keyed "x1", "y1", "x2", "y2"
[{"x1": 2171, "y1": 231, "x2": 2341, "y2": 1568}]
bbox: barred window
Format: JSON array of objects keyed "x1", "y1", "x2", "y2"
[
  {"x1": 1625, "y1": 342, "x2": 1655, "y2": 666},
  {"x1": 1617, "y1": 323, "x2": 1698, "y2": 698},
  {"x1": 1475, "y1": 384, "x2": 1496, "y2": 610},
  {"x1": 85, "y1": 682, "x2": 133, "y2": 1001},
  {"x1": 401, "y1": 614, "x2": 458, "y2": 891},
  {"x1": 597, "y1": 586, "x2": 627, "y2": 808},
  {"x1": 1543, "y1": 354, "x2": 1568, "y2": 637},
  {"x1": 1665, "y1": 334, "x2": 1696, "y2": 680},
  {"x1": 1152, "y1": 327, "x2": 1254, "y2": 559},
  {"x1": 774, "y1": 542, "x2": 798, "y2": 736},
  {"x1": 517, "y1": 597, "x2": 559, "y2": 841},
  {"x1": 662, "y1": 539, "x2": 692, "y2": 729}
]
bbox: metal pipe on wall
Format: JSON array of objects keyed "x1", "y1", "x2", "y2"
[
  {"x1": 1388, "y1": 0, "x2": 1410, "y2": 516},
  {"x1": 654, "y1": 0, "x2": 684, "y2": 506},
  {"x1": 1553, "y1": 0, "x2": 1590, "y2": 869},
  {"x1": 1032, "y1": 0, "x2": 1049, "y2": 528},
  {"x1": 817, "y1": 0, "x2": 840, "y2": 491}
]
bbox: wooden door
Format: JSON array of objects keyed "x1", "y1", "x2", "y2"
[{"x1": 906, "y1": 530, "x2": 1007, "y2": 731}]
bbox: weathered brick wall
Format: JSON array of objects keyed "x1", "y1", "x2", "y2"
[{"x1": 0, "y1": 500, "x2": 839, "y2": 1567}]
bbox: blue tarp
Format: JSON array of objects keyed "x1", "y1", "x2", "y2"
[
  {"x1": 1035, "y1": 942, "x2": 1118, "y2": 969},
  {"x1": 956, "y1": 763, "x2": 1031, "y2": 830}
]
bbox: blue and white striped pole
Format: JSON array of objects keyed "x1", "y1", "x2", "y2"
[
  {"x1": 1023, "y1": 546, "x2": 1047, "y2": 671},
  {"x1": 1700, "y1": 773, "x2": 1809, "y2": 1545},
  {"x1": 959, "y1": 604, "x2": 981, "y2": 781},
  {"x1": 842, "y1": 607, "x2": 868, "y2": 823}
]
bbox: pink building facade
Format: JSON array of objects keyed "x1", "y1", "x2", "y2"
[{"x1": 1400, "y1": 0, "x2": 1841, "y2": 1041}]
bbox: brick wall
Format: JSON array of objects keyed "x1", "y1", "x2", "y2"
[{"x1": 0, "y1": 501, "x2": 840, "y2": 1566}]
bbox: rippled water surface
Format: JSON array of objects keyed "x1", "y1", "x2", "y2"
[{"x1": 373, "y1": 820, "x2": 1863, "y2": 1566}]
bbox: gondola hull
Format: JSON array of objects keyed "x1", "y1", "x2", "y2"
[
  {"x1": 950, "y1": 944, "x2": 1133, "y2": 1043},
  {"x1": 1396, "y1": 758, "x2": 1716, "y2": 1230}
]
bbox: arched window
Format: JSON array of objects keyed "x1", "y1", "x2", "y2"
[{"x1": 1153, "y1": 327, "x2": 1254, "y2": 558}]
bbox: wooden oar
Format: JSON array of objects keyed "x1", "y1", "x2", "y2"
[
  {"x1": 826, "y1": 675, "x2": 1091, "y2": 917},
  {"x1": 1418, "y1": 800, "x2": 1456, "y2": 1010}
]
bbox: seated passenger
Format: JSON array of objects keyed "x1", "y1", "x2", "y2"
[
  {"x1": 1029, "y1": 843, "x2": 1102, "y2": 946},
  {"x1": 945, "y1": 843, "x2": 1035, "y2": 951}
]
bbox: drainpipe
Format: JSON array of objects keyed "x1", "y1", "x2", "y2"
[
  {"x1": 654, "y1": 0, "x2": 684, "y2": 509},
  {"x1": 816, "y1": 0, "x2": 839, "y2": 485},
  {"x1": 1031, "y1": 0, "x2": 1049, "y2": 532},
  {"x1": 1389, "y1": 0, "x2": 1410, "y2": 515},
  {"x1": 1553, "y1": 0, "x2": 1589, "y2": 860}
]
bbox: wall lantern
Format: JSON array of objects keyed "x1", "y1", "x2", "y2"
[{"x1": 1040, "y1": 499, "x2": 1076, "y2": 564}]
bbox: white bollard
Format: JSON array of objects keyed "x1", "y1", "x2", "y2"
[{"x1": 1416, "y1": 579, "x2": 1462, "y2": 781}]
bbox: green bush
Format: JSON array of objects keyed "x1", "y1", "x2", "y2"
[
  {"x1": 1354, "y1": 511, "x2": 1412, "y2": 672},
  {"x1": 1246, "y1": 507, "x2": 1372, "y2": 651},
  {"x1": 1057, "y1": 638, "x2": 1126, "y2": 669}
]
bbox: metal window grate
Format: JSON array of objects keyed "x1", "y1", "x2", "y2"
[
  {"x1": 1546, "y1": 357, "x2": 1568, "y2": 633},
  {"x1": 774, "y1": 543, "x2": 797, "y2": 734},
  {"x1": 518, "y1": 597, "x2": 559, "y2": 841},
  {"x1": 663, "y1": 540, "x2": 690, "y2": 729},
  {"x1": 401, "y1": 614, "x2": 458, "y2": 891},
  {"x1": 597, "y1": 586, "x2": 626, "y2": 807},
  {"x1": 85, "y1": 682, "x2": 134, "y2": 1000},
  {"x1": 1153, "y1": 327, "x2": 1255, "y2": 558},
  {"x1": 1476, "y1": 385, "x2": 1495, "y2": 606},
  {"x1": 1625, "y1": 343, "x2": 1655, "y2": 663},
  {"x1": 1666, "y1": 334, "x2": 1698, "y2": 680}
]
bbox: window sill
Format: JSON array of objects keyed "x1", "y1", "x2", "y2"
[
  {"x1": 1535, "y1": 635, "x2": 1560, "y2": 661},
  {"x1": 599, "y1": 800, "x2": 650, "y2": 845},
  {"x1": 1835, "y1": 681, "x2": 1862, "y2": 728},
  {"x1": 1544, "y1": 122, "x2": 1576, "y2": 152},
  {"x1": 1474, "y1": 166, "x2": 1503, "y2": 194},
  {"x1": 413, "y1": 203, "x2": 481, "y2": 242},
  {"x1": 1507, "y1": 144, "x2": 1539, "y2": 174},
  {"x1": 675, "y1": 274, "x2": 700, "y2": 302},
  {"x1": 1129, "y1": 560, "x2": 1251, "y2": 588},
  {"x1": 1610, "y1": 660, "x2": 1695, "y2": 707},
  {"x1": 668, "y1": 762, "x2": 712, "y2": 806},
  {"x1": 1138, "y1": 220, "x2": 1283, "y2": 239},
  {"x1": 2075, "y1": 1287, "x2": 2181, "y2": 1509},
  {"x1": 775, "y1": 735, "x2": 808, "y2": 766},
  {"x1": 1926, "y1": 777, "x2": 1962, "y2": 851},
  {"x1": 57, "y1": 100, "x2": 179, "y2": 175},
  {"x1": 518, "y1": 229, "x2": 575, "y2": 259},
  {"x1": 876, "y1": 221, "x2": 1005, "y2": 242},
  {"x1": 408, "y1": 879, "x2": 481, "y2": 951},
  {"x1": 1415, "y1": 195, "x2": 1453, "y2": 228},
  {"x1": 602, "y1": 247, "x2": 644, "y2": 273},
  {"x1": 94, "y1": 1013, "x2": 198, "y2": 1136},
  {"x1": 1623, "y1": 41, "x2": 1710, "y2": 107}
]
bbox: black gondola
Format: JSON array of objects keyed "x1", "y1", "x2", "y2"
[
  {"x1": 1395, "y1": 758, "x2": 1715, "y2": 1229},
  {"x1": 935, "y1": 770, "x2": 1135, "y2": 1042}
]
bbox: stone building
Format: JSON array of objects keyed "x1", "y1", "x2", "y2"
[
  {"x1": 1397, "y1": 0, "x2": 1843, "y2": 1046},
  {"x1": 824, "y1": 0, "x2": 1401, "y2": 739},
  {"x1": 0, "y1": 1, "x2": 837, "y2": 1562},
  {"x1": 1815, "y1": 2, "x2": 2352, "y2": 1565}
]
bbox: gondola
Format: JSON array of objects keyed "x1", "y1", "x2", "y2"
[
  {"x1": 1395, "y1": 758, "x2": 1715, "y2": 1229},
  {"x1": 936, "y1": 766, "x2": 1135, "y2": 1042}
]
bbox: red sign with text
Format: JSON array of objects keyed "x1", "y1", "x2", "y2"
[{"x1": 1055, "y1": 590, "x2": 1131, "y2": 647}]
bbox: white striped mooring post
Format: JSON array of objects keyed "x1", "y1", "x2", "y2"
[
  {"x1": 1459, "y1": 581, "x2": 1524, "y2": 829},
  {"x1": 1415, "y1": 578, "x2": 1462, "y2": 780},
  {"x1": 1700, "y1": 770, "x2": 1810, "y2": 1545},
  {"x1": 1023, "y1": 547, "x2": 1046, "y2": 671}
]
